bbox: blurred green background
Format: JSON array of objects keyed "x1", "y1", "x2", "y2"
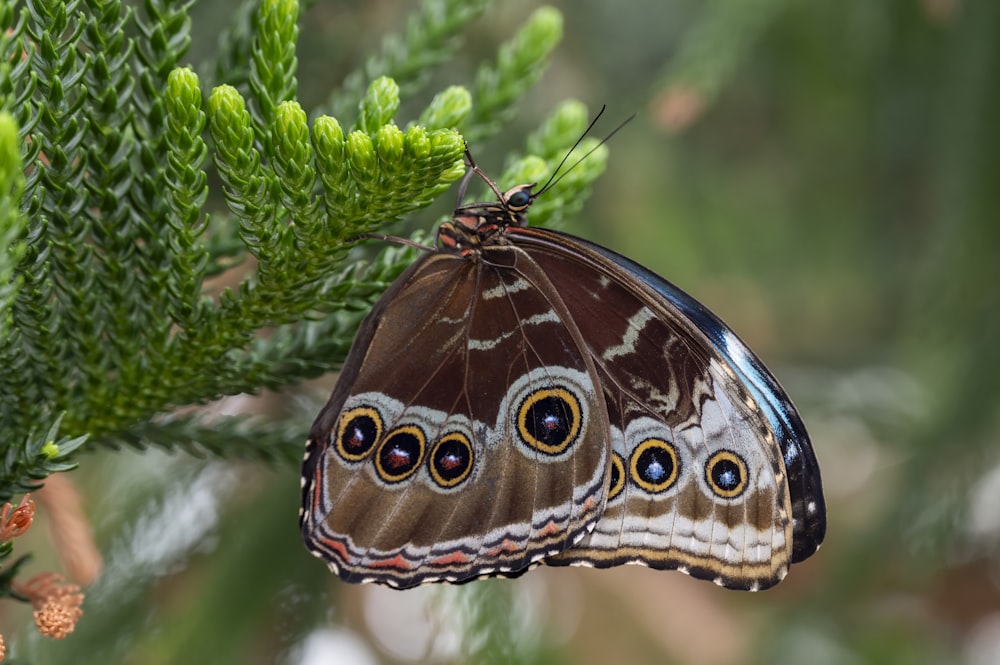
[{"x1": 7, "y1": 0, "x2": 1000, "y2": 663}]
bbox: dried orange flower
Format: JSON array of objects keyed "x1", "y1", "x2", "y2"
[
  {"x1": 12, "y1": 572, "x2": 84, "y2": 640},
  {"x1": 34, "y1": 598, "x2": 83, "y2": 639},
  {"x1": 0, "y1": 494, "x2": 34, "y2": 541}
]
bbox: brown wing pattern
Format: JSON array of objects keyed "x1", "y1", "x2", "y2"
[
  {"x1": 301, "y1": 247, "x2": 611, "y2": 588},
  {"x1": 510, "y1": 227, "x2": 815, "y2": 590}
]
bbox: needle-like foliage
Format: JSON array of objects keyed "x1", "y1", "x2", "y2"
[{"x1": 0, "y1": 0, "x2": 608, "y2": 646}]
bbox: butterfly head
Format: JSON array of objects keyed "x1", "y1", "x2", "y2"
[
  {"x1": 444, "y1": 107, "x2": 633, "y2": 256},
  {"x1": 439, "y1": 147, "x2": 539, "y2": 256},
  {"x1": 440, "y1": 187, "x2": 536, "y2": 256}
]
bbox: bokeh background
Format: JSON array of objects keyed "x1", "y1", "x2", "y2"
[{"x1": 6, "y1": 0, "x2": 1000, "y2": 663}]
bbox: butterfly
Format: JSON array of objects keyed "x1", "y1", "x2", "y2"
[{"x1": 300, "y1": 129, "x2": 825, "y2": 591}]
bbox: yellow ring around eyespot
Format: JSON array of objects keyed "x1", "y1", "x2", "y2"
[
  {"x1": 607, "y1": 452, "x2": 626, "y2": 501},
  {"x1": 629, "y1": 438, "x2": 679, "y2": 493},
  {"x1": 516, "y1": 387, "x2": 582, "y2": 455},
  {"x1": 428, "y1": 432, "x2": 474, "y2": 488},
  {"x1": 705, "y1": 450, "x2": 748, "y2": 499},
  {"x1": 335, "y1": 406, "x2": 382, "y2": 461},
  {"x1": 374, "y1": 425, "x2": 426, "y2": 483}
]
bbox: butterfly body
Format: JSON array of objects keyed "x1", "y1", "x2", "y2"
[{"x1": 301, "y1": 165, "x2": 825, "y2": 591}]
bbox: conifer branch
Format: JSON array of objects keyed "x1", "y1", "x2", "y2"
[
  {"x1": 0, "y1": 113, "x2": 26, "y2": 342},
  {"x1": 463, "y1": 6, "x2": 563, "y2": 142},
  {"x1": 0, "y1": 2, "x2": 615, "y2": 648},
  {"x1": 249, "y1": 0, "x2": 298, "y2": 141}
]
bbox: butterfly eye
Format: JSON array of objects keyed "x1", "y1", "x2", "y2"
[
  {"x1": 629, "y1": 438, "x2": 680, "y2": 493},
  {"x1": 508, "y1": 190, "x2": 531, "y2": 209},
  {"x1": 705, "y1": 451, "x2": 748, "y2": 499},
  {"x1": 374, "y1": 425, "x2": 426, "y2": 483},
  {"x1": 335, "y1": 407, "x2": 382, "y2": 462}
]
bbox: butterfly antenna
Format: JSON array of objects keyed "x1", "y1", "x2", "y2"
[
  {"x1": 534, "y1": 105, "x2": 607, "y2": 194},
  {"x1": 535, "y1": 108, "x2": 636, "y2": 197},
  {"x1": 460, "y1": 143, "x2": 506, "y2": 204},
  {"x1": 455, "y1": 152, "x2": 480, "y2": 206}
]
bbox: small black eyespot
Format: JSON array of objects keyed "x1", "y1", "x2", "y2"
[
  {"x1": 705, "y1": 451, "x2": 749, "y2": 499},
  {"x1": 374, "y1": 426, "x2": 426, "y2": 483},
  {"x1": 428, "y1": 433, "x2": 475, "y2": 488},
  {"x1": 335, "y1": 407, "x2": 382, "y2": 462},
  {"x1": 629, "y1": 438, "x2": 680, "y2": 494}
]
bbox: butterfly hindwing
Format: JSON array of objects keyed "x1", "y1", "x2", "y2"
[{"x1": 301, "y1": 247, "x2": 611, "y2": 588}]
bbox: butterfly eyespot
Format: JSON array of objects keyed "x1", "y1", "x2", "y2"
[
  {"x1": 374, "y1": 425, "x2": 426, "y2": 483},
  {"x1": 705, "y1": 450, "x2": 749, "y2": 499},
  {"x1": 507, "y1": 190, "x2": 531, "y2": 209},
  {"x1": 428, "y1": 433, "x2": 475, "y2": 488},
  {"x1": 607, "y1": 452, "x2": 626, "y2": 501},
  {"x1": 516, "y1": 387, "x2": 582, "y2": 455},
  {"x1": 334, "y1": 407, "x2": 382, "y2": 462},
  {"x1": 629, "y1": 438, "x2": 680, "y2": 494}
]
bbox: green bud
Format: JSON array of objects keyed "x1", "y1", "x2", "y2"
[
  {"x1": 426, "y1": 130, "x2": 465, "y2": 182},
  {"x1": 375, "y1": 124, "x2": 404, "y2": 166},
  {"x1": 346, "y1": 130, "x2": 377, "y2": 181},
  {"x1": 507, "y1": 155, "x2": 547, "y2": 186},
  {"x1": 313, "y1": 116, "x2": 347, "y2": 188},
  {"x1": 40, "y1": 440, "x2": 59, "y2": 459},
  {"x1": 275, "y1": 101, "x2": 309, "y2": 149},
  {"x1": 526, "y1": 101, "x2": 594, "y2": 161},
  {"x1": 419, "y1": 86, "x2": 472, "y2": 130},
  {"x1": 207, "y1": 85, "x2": 249, "y2": 123},
  {"x1": 359, "y1": 77, "x2": 400, "y2": 134},
  {"x1": 166, "y1": 67, "x2": 203, "y2": 115},
  {"x1": 428, "y1": 130, "x2": 464, "y2": 163},
  {"x1": 313, "y1": 116, "x2": 344, "y2": 157},
  {"x1": 207, "y1": 86, "x2": 256, "y2": 166},
  {"x1": 520, "y1": 7, "x2": 563, "y2": 59},
  {"x1": 404, "y1": 126, "x2": 430, "y2": 160}
]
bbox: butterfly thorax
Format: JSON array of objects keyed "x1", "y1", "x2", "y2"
[{"x1": 437, "y1": 183, "x2": 536, "y2": 257}]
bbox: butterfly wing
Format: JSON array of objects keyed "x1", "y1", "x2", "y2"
[
  {"x1": 300, "y1": 247, "x2": 611, "y2": 588},
  {"x1": 510, "y1": 227, "x2": 826, "y2": 590}
]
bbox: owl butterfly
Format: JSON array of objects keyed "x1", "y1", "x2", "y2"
[{"x1": 300, "y1": 116, "x2": 825, "y2": 591}]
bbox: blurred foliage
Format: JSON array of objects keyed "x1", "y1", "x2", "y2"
[{"x1": 1, "y1": 0, "x2": 999, "y2": 663}]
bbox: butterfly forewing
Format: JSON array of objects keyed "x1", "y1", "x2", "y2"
[{"x1": 301, "y1": 248, "x2": 611, "y2": 588}]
